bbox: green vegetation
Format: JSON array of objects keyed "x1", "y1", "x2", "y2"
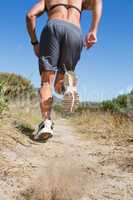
[
  {"x1": 0, "y1": 72, "x2": 132, "y2": 118},
  {"x1": 53, "y1": 103, "x2": 63, "y2": 113},
  {"x1": 70, "y1": 91, "x2": 133, "y2": 117},
  {"x1": 52, "y1": 91, "x2": 133, "y2": 117},
  {"x1": 0, "y1": 73, "x2": 36, "y2": 100},
  {"x1": 0, "y1": 73, "x2": 37, "y2": 115},
  {"x1": 0, "y1": 80, "x2": 8, "y2": 114},
  {"x1": 101, "y1": 92, "x2": 133, "y2": 115}
]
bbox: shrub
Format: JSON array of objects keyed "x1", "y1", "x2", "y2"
[
  {"x1": 0, "y1": 73, "x2": 36, "y2": 100},
  {"x1": 113, "y1": 94, "x2": 127, "y2": 108},
  {"x1": 0, "y1": 81, "x2": 8, "y2": 114},
  {"x1": 101, "y1": 92, "x2": 133, "y2": 115},
  {"x1": 101, "y1": 100, "x2": 119, "y2": 112},
  {"x1": 53, "y1": 104, "x2": 63, "y2": 113}
]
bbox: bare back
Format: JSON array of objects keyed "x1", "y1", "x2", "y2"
[{"x1": 45, "y1": 0, "x2": 92, "y2": 27}]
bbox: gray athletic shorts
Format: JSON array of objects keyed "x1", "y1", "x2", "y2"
[{"x1": 39, "y1": 19, "x2": 83, "y2": 75}]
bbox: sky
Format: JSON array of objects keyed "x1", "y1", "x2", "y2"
[{"x1": 0, "y1": 0, "x2": 133, "y2": 102}]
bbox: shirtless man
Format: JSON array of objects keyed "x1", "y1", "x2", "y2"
[{"x1": 26, "y1": 0, "x2": 102, "y2": 140}]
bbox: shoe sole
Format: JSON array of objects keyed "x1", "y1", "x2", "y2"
[
  {"x1": 63, "y1": 92, "x2": 79, "y2": 113},
  {"x1": 63, "y1": 71, "x2": 79, "y2": 113},
  {"x1": 33, "y1": 132, "x2": 53, "y2": 141}
]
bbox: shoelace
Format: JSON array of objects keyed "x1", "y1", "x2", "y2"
[{"x1": 44, "y1": 120, "x2": 53, "y2": 129}]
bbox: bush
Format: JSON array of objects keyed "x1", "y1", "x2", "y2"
[
  {"x1": 0, "y1": 81, "x2": 8, "y2": 114},
  {"x1": 101, "y1": 100, "x2": 119, "y2": 112},
  {"x1": 101, "y1": 92, "x2": 133, "y2": 115},
  {"x1": 0, "y1": 73, "x2": 36, "y2": 100},
  {"x1": 113, "y1": 94, "x2": 127, "y2": 108},
  {"x1": 53, "y1": 104, "x2": 63, "y2": 113}
]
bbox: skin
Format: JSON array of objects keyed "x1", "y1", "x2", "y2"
[{"x1": 26, "y1": 0, "x2": 102, "y2": 120}]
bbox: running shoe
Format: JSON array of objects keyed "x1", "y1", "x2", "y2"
[
  {"x1": 63, "y1": 71, "x2": 79, "y2": 113},
  {"x1": 33, "y1": 119, "x2": 53, "y2": 141}
]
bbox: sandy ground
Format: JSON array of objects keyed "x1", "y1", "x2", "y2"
[{"x1": 0, "y1": 114, "x2": 133, "y2": 200}]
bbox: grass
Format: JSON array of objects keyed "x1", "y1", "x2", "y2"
[
  {"x1": 0, "y1": 102, "x2": 41, "y2": 151},
  {"x1": 70, "y1": 110, "x2": 133, "y2": 145},
  {"x1": 0, "y1": 93, "x2": 133, "y2": 199},
  {"x1": 0, "y1": 109, "x2": 38, "y2": 180},
  {"x1": 0, "y1": 80, "x2": 8, "y2": 115},
  {"x1": 14, "y1": 121, "x2": 35, "y2": 137}
]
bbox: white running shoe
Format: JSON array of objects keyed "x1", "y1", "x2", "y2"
[
  {"x1": 33, "y1": 119, "x2": 53, "y2": 141},
  {"x1": 63, "y1": 71, "x2": 79, "y2": 113}
]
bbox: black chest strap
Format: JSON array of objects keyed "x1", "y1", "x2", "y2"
[{"x1": 48, "y1": 3, "x2": 81, "y2": 14}]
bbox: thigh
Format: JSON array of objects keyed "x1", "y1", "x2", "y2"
[{"x1": 39, "y1": 25, "x2": 59, "y2": 75}]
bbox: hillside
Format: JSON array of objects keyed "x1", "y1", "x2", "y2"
[
  {"x1": 0, "y1": 103, "x2": 133, "y2": 200},
  {"x1": 0, "y1": 73, "x2": 133, "y2": 199}
]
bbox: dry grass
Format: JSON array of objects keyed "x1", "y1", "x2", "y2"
[
  {"x1": 0, "y1": 103, "x2": 61, "y2": 171},
  {"x1": 0, "y1": 104, "x2": 41, "y2": 151},
  {"x1": 70, "y1": 110, "x2": 133, "y2": 175},
  {"x1": 71, "y1": 110, "x2": 133, "y2": 145},
  {"x1": 0, "y1": 104, "x2": 133, "y2": 200},
  {"x1": 0, "y1": 119, "x2": 29, "y2": 149}
]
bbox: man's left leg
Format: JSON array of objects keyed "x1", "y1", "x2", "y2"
[
  {"x1": 54, "y1": 22, "x2": 83, "y2": 113},
  {"x1": 54, "y1": 72, "x2": 65, "y2": 94},
  {"x1": 55, "y1": 71, "x2": 79, "y2": 113}
]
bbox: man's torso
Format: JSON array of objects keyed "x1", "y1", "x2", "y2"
[{"x1": 45, "y1": 0, "x2": 93, "y2": 27}]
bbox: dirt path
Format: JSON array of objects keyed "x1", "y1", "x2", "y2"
[{"x1": 0, "y1": 118, "x2": 133, "y2": 200}]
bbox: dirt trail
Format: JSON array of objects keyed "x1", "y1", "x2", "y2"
[{"x1": 0, "y1": 118, "x2": 133, "y2": 200}]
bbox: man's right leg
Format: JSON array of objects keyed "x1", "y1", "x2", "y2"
[
  {"x1": 34, "y1": 70, "x2": 55, "y2": 141},
  {"x1": 39, "y1": 71, "x2": 55, "y2": 120},
  {"x1": 33, "y1": 20, "x2": 60, "y2": 140}
]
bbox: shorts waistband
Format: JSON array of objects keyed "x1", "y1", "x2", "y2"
[{"x1": 47, "y1": 19, "x2": 81, "y2": 32}]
